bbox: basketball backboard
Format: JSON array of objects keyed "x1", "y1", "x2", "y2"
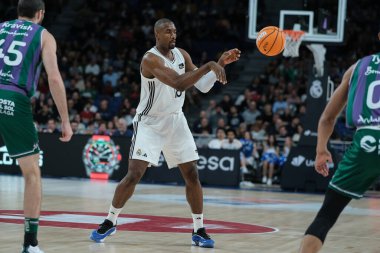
[{"x1": 248, "y1": 0, "x2": 347, "y2": 43}]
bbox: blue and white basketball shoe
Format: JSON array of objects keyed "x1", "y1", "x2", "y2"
[
  {"x1": 192, "y1": 228, "x2": 215, "y2": 248},
  {"x1": 90, "y1": 219, "x2": 117, "y2": 243}
]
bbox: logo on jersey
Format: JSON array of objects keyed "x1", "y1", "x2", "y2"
[
  {"x1": 136, "y1": 149, "x2": 147, "y2": 157},
  {"x1": 175, "y1": 90, "x2": 183, "y2": 98},
  {"x1": 178, "y1": 63, "x2": 184, "y2": 69},
  {"x1": 0, "y1": 70, "x2": 15, "y2": 80},
  {"x1": 360, "y1": 135, "x2": 377, "y2": 153}
]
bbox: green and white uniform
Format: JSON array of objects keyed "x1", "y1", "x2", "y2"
[
  {"x1": 0, "y1": 19, "x2": 45, "y2": 158},
  {"x1": 330, "y1": 53, "x2": 380, "y2": 198}
]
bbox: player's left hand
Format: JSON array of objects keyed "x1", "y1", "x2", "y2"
[
  {"x1": 315, "y1": 149, "x2": 333, "y2": 177},
  {"x1": 218, "y1": 48, "x2": 241, "y2": 67}
]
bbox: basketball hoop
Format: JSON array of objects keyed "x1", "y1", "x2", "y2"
[{"x1": 282, "y1": 30, "x2": 305, "y2": 58}]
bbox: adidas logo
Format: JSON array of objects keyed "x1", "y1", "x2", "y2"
[{"x1": 291, "y1": 155, "x2": 306, "y2": 167}]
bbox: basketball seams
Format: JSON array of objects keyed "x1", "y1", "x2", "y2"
[
  {"x1": 265, "y1": 30, "x2": 280, "y2": 56},
  {"x1": 256, "y1": 26, "x2": 286, "y2": 56},
  {"x1": 257, "y1": 27, "x2": 277, "y2": 48}
]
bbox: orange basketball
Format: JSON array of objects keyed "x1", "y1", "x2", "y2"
[{"x1": 256, "y1": 26, "x2": 286, "y2": 56}]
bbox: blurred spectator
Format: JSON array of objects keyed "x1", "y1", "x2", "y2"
[
  {"x1": 35, "y1": 104, "x2": 55, "y2": 125},
  {"x1": 208, "y1": 127, "x2": 226, "y2": 149},
  {"x1": 278, "y1": 137, "x2": 292, "y2": 170},
  {"x1": 85, "y1": 58, "x2": 101, "y2": 76},
  {"x1": 261, "y1": 134, "x2": 280, "y2": 186},
  {"x1": 240, "y1": 131, "x2": 259, "y2": 173},
  {"x1": 242, "y1": 101, "x2": 261, "y2": 126},
  {"x1": 221, "y1": 129, "x2": 242, "y2": 150},
  {"x1": 250, "y1": 119, "x2": 265, "y2": 138},
  {"x1": 98, "y1": 99, "x2": 113, "y2": 121},
  {"x1": 44, "y1": 119, "x2": 60, "y2": 134},
  {"x1": 219, "y1": 94, "x2": 234, "y2": 113},
  {"x1": 113, "y1": 118, "x2": 133, "y2": 137},
  {"x1": 227, "y1": 106, "x2": 244, "y2": 130}
]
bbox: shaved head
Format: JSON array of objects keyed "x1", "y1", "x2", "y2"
[{"x1": 154, "y1": 18, "x2": 174, "y2": 33}]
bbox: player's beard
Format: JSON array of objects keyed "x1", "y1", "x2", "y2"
[{"x1": 169, "y1": 42, "x2": 175, "y2": 49}]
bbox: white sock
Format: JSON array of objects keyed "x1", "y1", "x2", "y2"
[
  {"x1": 106, "y1": 205, "x2": 122, "y2": 225},
  {"x1": 192, "y1": 213, "x2": 204, "y2": 232}
]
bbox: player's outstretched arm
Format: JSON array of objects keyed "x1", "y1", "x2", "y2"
[
  {"x1": 42, "y1": 31, "x2": 73, "y2": 142},
  {"x1": 315, "y1": 64, "x2": 354, "y2": 176},
  {"x1": 141, "y1": 53, "x2": 226, "y2": 91},
  {"x1": 179, "y1": 48, "x2": 241, "y2": 93},
  {"x1": 217, "y1": 48, "x2": 241, "y2": 67}
]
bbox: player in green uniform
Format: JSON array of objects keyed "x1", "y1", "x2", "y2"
[
  {"x1": 299, "y1": 32, "x2": 380, "y2": 252},
  {"x1": 0, "y1": 1, "x2": 72, "y2": 252}
]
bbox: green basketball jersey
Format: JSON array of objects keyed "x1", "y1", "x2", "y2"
[{"x1": 0, "y1": 19, "x2": 45, "y2": 97}]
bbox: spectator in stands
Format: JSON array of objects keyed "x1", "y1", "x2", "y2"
[
  {"x1": 236, "y1": 122, "x2": 248, "y2": 139},
  {"x1": 261, "y1": 103, "x2": 274, "y2": 125},
  {"x1": 292, "y1": 124, "x2": 304, "y2": 143},
  {"x1": 227, "y1": 105, "x2": 244, "y2": 130},
  {"x1": 235, "y1": 88, "x2": 253, "y2": 111},
  {"x1": 35, "y1": 104, "x2": 55, "y2": 125},
  {"x1": 242, "y1": 100, "x2": 261, "y2": 126},
  {"x1": 272, "y1": 93, "x2": 288, "y2": 115},
  {"x1": 113, "y1": 118, "x2": 132, "y2": 137},
  {"x1": 240, "y1": 131, "x2": 259, "y2": 173},
  {"x1": 94, "y1": 121, "x2": 111, "y2": 136},
  {"x1": 44, "y1": 119, "x2": 60, "y2": 134},
  {"x1": 261, "y1": 134, "x2": 280, "y2": 186},
  {"x1": 193, "y1": 110, "x2": 208, "y2": 133},
  {"x1": 278, "y1": 125, "x2": 289, "y2": 138},
  {"x1": 84, "y1": 58, "x2": 100, "y2": 76},
  {"x1": 250, "y1": 119, "x2": 266, "y2": 140},
  {"x1": 67, "y1": 99, "x2": 78, "y2": 121},
  {"x1": 221, "y1": 129, "x2": 242, "y2": 150},
  {"x1": 103, "y1": 66, "x2": 121, "y2": 88},
  {"x1": 279, "y1": 136, "x2": 292, "y2": 166},
  {"x1": 209, "y1": 105, "x2": 227, "y2": 131},
  {"x1": 98, "y1": 99, "x2": 113, "y2": 121},
  {"x1": 194, "y1": 117, "x2": 212, "y2": 135},
  {"x1": 208, "y1": 127, "x2": 226, "y2": 149},
  {"x1": 219, "y1": 93, "x2": 234, "y2": 113}
]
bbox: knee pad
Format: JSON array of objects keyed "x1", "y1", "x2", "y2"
[
  {"x1": 305, "y1": 215, "x2": 335, "y2": 243},
  {"x1": 305, "y1": 188, "x2": 351, "y2": 243}
]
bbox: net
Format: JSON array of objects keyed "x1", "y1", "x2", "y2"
[
  {"x1": 306, "y1": 44, "x2": 326, "y2": 77},
  {"x1": 282, "y1": 30, "x2": 305, "y2": 58}
]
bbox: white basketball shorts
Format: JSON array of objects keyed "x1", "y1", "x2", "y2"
[{"x1": 129, "y1": 112, "x2": 199, "y2": 168}]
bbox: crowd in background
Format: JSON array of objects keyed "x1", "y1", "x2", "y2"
[{"x1": 1, "y1": 0, "x2": 379, "y2": 184}]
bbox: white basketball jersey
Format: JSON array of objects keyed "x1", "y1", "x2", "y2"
[{"x1": 137, "y1": 47, "x2": 186, "y2": 116}]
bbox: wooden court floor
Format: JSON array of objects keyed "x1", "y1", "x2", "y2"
[{"x1": 1, "y1": 175, "x2": 380, "y2": 253}]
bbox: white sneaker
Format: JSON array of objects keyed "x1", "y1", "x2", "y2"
[
  {"x1": 22, "y1": 245, "x2": 44, "y2": 253},
  {"x1": 262, "y1": 176, "x2": 267, "y2": 184},
  {"x1": 240, "y1": 181, "x2": 255, "y2": 188},
  {"x1": 267, "y1": 179, "x2": 272, "y2": 186},
  {"x1": 240, "y1": 167, "x2": 249, "y2": 174}
]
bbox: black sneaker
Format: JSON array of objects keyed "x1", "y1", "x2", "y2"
[
  {"x1": 90, "y1": 219, "x2": 117, "y2": 243},
  {"x1": 192, "y1": 227, "x2": 215, "y2": 248}
]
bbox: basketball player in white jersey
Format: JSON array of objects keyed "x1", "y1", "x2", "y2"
[{"x1": 90, "y1": 18, "x2": 240, "y2": 248}]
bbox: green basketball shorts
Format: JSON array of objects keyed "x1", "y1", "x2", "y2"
[
  {"x1": 0, "y1": 89, "x2": 40, "y2": 159},
  {"x1": 329, "y1": 127, "x2": 380, "y2": 199}
]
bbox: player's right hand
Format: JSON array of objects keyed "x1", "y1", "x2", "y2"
[
  {"x1": 315, "y1": 149, "x2": 332, "y2": 177},
  {"x1": 208, "y1": 61, "x2": 227, "y2": 84},
  {"x1": 60, "y1": 120, "x2": 73, "y2": 142}
]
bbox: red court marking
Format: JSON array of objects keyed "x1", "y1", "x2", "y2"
[{"x1": 0, "y1": 210, "x2": 277, "y2": 234}]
